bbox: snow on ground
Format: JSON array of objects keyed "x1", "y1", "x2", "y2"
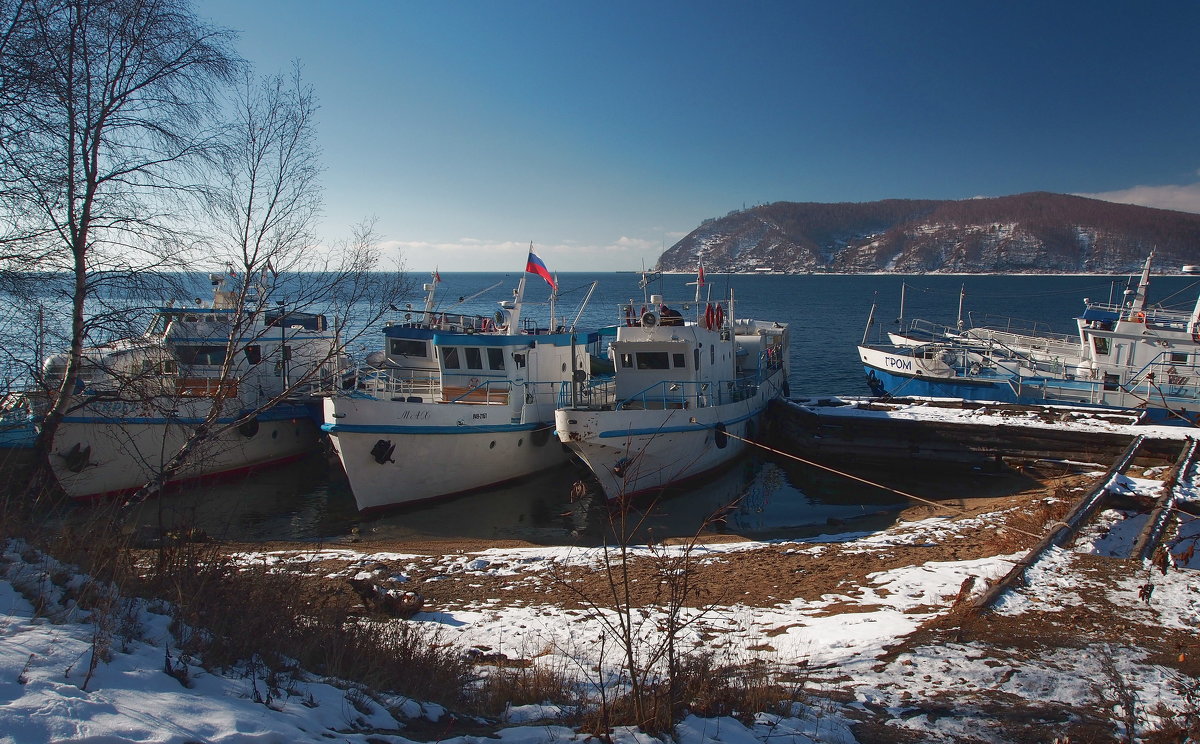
[
  {"x1": 3, "y1": 402, "x2": 1198, "y2": 743},
  {"x1": 5, "y1": 495, "x2": 1198, "y2": 744},
  {"x1": 794, "y1": 396, "x2": 1200, "y2": 442}
]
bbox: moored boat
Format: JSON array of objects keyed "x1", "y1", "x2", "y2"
[
  {"x1": 858, "y1": 253, "x2": 1200, "y2": 423},
  {"x1": 1, "y1": 270, "x2": 342, "y2": 499},
  {"x1": 554, "y1": 285, "x2": 790, "y2": 500},
  {"x1": 322, "y1": 252, "x2": 609, "y2": 512}
]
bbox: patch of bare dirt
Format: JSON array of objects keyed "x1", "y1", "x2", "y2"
[{"x1": 214, "y1": 465, "x2": 1198, "y2": 743}]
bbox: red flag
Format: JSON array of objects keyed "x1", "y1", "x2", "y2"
[
  {"x1": 697, "y1": 261, "x2": 705, "y2": 286},
  {"x1": 525, "y1": 248, "x2": 556, "y2": 289},
  {"x1": 433, "y1": 268, "x2": 442, "y2": 284}
]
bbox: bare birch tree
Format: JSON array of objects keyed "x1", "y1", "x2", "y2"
[
  {"x1": 0, "y1": 0, "x2": 238, "y2": 498},
  {"x1": 124, "y1": 65, "x2": 408, "y2": 502}
]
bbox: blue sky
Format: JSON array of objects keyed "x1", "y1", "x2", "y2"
[{"x1": 199, "y1": 1, "x2": 1200, "y2": 272}]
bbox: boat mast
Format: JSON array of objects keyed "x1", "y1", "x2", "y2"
[
  {"x1": 1126, "y1": 251, "x2": 1154, "y2": 318},
  {"x1": 506, "y1": 274, "x2": 527, "y2": 336},
  {"x1": 422, "y1": 270, "x2": 439, "y2": 323},
  {"x1": 957, "y1": 284, "x2": 965, "y2": 331},
  {"x1": 570, "y1": 281, "x2": 598, "y2": 332},
  {"x1": 862, "y1": 293, "x2": 877, "y2": 345}
]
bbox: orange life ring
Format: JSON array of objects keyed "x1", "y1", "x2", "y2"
[
  {"x1": 625, "y1": 306, "x2": 634, "y2": 326},
  {"x1": 715, "y1": 303, "x2": 725, "y2": 328},
  {"x1": 480, "y1": 317, "x2": 491, "y2": 332},
  {"x1": 1132, "y1": 311, "x2": 1146, "y2": 323},
  {"x1": 704, "y1": 303, "x2": 715, "y2": 330}
]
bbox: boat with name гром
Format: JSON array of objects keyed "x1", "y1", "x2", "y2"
[
  {"x1": 321, "y1": 251, "x2": 611, "y2": 513},
  {"x1": 555, "y1": 272, "x2": 790, "y2": 501},
  {"x1": 858, "y1": 253, "x2": 1200, "y2": 424},
  {"x1": 0, "y1": 269, "x2": 342, "y2": 499}
]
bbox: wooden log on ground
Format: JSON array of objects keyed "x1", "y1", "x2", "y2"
[
  {"x1": 1132, "y1": 438, "x2": 1199, "y2": 561},
  {"x1": 971, "y1": 436, "x2": 1145, "y2": 613}
]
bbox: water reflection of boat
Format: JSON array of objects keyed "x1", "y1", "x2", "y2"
[
  {"x1": 859, "y1": 253, "x2": 1200, "y2": 423},
  {"x1": 2, "y1": 270, "x2": 340, "y2": 499},
  {"x1": 556, "y1": 277, "x2": 791, "y2": 500},
  {"x1": 322, "y1": 256, "x2": 609, "y2": 513}
]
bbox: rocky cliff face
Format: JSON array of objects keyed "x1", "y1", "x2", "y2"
[{"x1": 658, "y1": 193, "x2": 1200, "y2": 273}]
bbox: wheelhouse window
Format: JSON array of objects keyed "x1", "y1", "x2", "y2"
[
  {"x1": 176, "y1": 346, "x2": 227, "y2": 366},
  {"x1": 465, "y1": 348, "x2": 483, "y2": 369},
  {"x1": 243, "y1": 346, "x2": 262, "y2": 365},
  {"x1": 390, "y1": 339, "x2": 428, "y2": 357},
  {"x1": 1170, "y1": 352, "x2": 1189, "y2": 364},
  {"x1": 441, "y1": 347, "x2": 461, "y2": 369},
  {"x1": 672, "y1": 353, "x2": 686, "y2": 368},
  {"x1": 636, "y1": 352, "x2": 670, "y2": 370},
  {"x1": 488, "y1": 348, "x2": 505, "y2": 370},
  {"x1": 620, "y1": 353, "x2": 633, "y2": 368},
  {"x1": 1093, "y1": 337, "x2": 1110, "y2": 356}
]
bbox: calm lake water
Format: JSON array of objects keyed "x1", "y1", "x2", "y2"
[{"x1": 124, "y1": 271, "x2": 1200, "y2": 545}]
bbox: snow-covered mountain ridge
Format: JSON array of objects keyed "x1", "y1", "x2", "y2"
[{"x1": 658, "y1": 192, "x2": 1200, "y2": 273}]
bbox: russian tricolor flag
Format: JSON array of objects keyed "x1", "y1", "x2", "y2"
[{"x1": 525, "y1": 247, "x2": 556, "y2": 290}]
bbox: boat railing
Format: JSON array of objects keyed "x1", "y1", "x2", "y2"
[
  {"x1": 1082, "y1": 301, "x2": 1193, "y2": 331},
  {"x1": 1026, "y1": 352, "x2": 1200, "y2": 411},
  {"x1": 897, "y1": 318, "x2": 959, "y2": 341},
  {"x1": 963, "y1": 327, "x2": 1081, "y2": 361},
  {"x1": 966, "y1": 312, "x2": 1073, "y2": 341},
  {"x1": 557, "y1": 376, "x2": 619, "y2": 409},
  {"x1": 388, "y1": 311, "x2": 497, "y2": 333},
  {"x1": 614, "y1": 299, "x2": 728, "y2": 329},
  {"x1": 906, "y1": 341, "x2": 1044, "y2": 381},
  {"x1": 1126, "y1": 353, "x2": 1200, "y2": 399},
  {"x1": 352, "y1": 368, "x2": 441, "y2": 400},
  {"x1": 754, "y1": 344, "x2": 787, "y2": 378},
  {"x1": 614, "y1": 378, "x2": 759, "y2": 411}
]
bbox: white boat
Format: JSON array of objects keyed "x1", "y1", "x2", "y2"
[
  {"x1": 4, "y1": 271, "x2": 342, "y2": 499},
  {"x1": 859, "y1": 253, "x2": 1200, "y2": 423},
  {"x1": 322, "y1": 263, "x2": 606, "y2": 512},
  {"x1": 554, "y1": 291, "x2": 790, "y2": 500}
]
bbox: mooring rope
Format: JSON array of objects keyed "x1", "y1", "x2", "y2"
[{"x1": 724, "y1": 429, "x2": 1049, "y2": 540}]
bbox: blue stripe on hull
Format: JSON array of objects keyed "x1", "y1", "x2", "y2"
[
  {"x1": 322, "y1": 421, "x2": 545, "y2": 436},
  {"x1": 61, "y1": 403, "x2": 318, "y2": 427},
  {"x1": 863, "y1": 367, "x2": 1020, "y2": 403},
  {"x1": 596, "y1": 408, "x2": 761, "y2": 439}
]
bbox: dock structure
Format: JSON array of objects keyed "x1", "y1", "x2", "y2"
[
  {"x1": 768, "y1": 397, "x2": 1186, "y2": 471},
  {"x1": 764, "y1": 396, "x2": 1198, "y2": 614}
]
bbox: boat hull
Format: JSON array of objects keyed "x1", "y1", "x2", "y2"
[
  {"x1": 859, "y1": 345, "x2": 1023, "y2": 402},
  {"x1": 49, "y1": 399, "x2": 322, "y2": 499},
  {"x1": 859, "y1": 346, "x2": 1200, "y2": 423},
  {"x1": 322, "y1": 396, "x2": 567, "y2": 512},
  {"x1": 556, "y1": 372, "x2": 784, "y2": 500}
]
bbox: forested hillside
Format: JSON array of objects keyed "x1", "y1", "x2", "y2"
[{"x1": 658, "y1": 193, "x2": 1200, "y2": 273}]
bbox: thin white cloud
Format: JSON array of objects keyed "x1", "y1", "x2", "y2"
[
  {"x1": 1075, "y1": 182, "x2": 1200, "y2": 214},
  {"x1": 387, "y1": 236, "x2": 670, "y2": 271}
]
